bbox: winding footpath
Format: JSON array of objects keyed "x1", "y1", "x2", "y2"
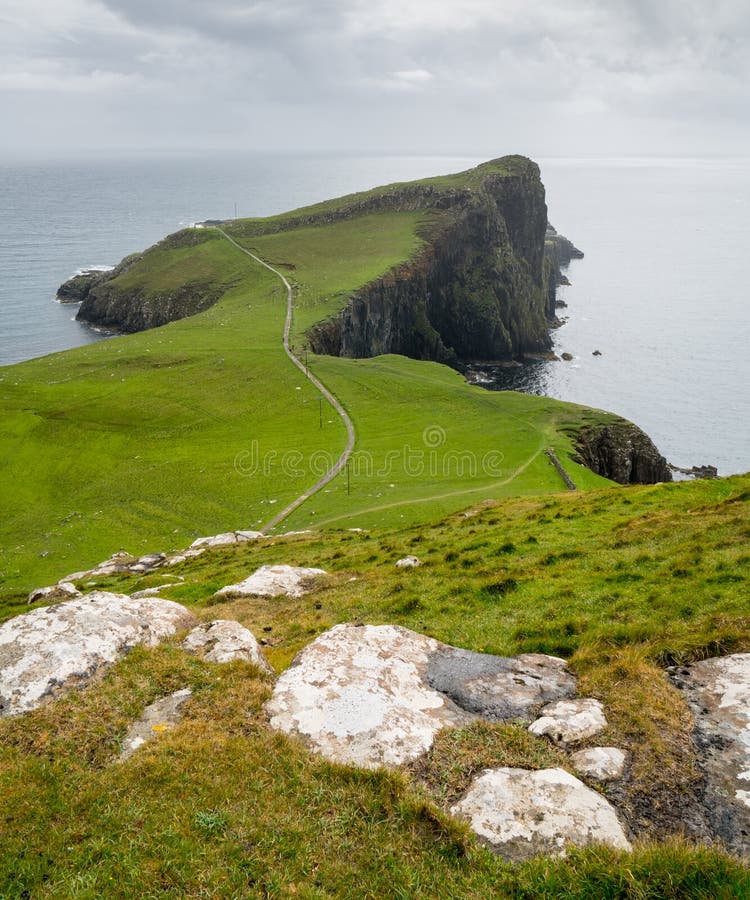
[{"x1": 216, "y1": 229, "x2": 356, "y2": 532}]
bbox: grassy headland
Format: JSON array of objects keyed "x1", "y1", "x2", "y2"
[
  {"x1": 1, "y1": 162, "x2": 617, "y2": 596},
  {"x1": 3, "y1": 157, "x2": 746, "y2": 895}
]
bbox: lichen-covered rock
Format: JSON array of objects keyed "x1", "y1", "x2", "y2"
[
  {"x1": 216, "y1": 565, "x2": 326, "y2": 599},
  {"x1": 450, "y1": 767, "x2": 631, "y2": 861},
  {"x1": 0, "y1": 592, "x2": 196, "y2": 717},
  {"x1": 395, "y1": 556, "x2": 421, "y2": 569},
  {"x1": 189, "y1": 531, "x2": 263, "y2": 550},
  {"x1": 571, "y1": 747, "x2": 629, "y2": 782},
  {"x1": 529, "y1": 698, "x2": 607, "y2": 745},
  {"x1": 27, "y1": 582, "x2": 81, "y2": 605},
  {"x1": 118, "y1": 689, "x2": 192, "y2": 761},
  {"x1": 266, "y1": 624, "x2": 468, "y2": 768},
  {"x1": 266, "y1": 624, "x2": 577, "y2": 768},
  {"x1": 671, "y1": 653, "x2": 750, "y2": 855},
  {"x1": 182, "y1": 620, "x2": 273, "y2": 673}
]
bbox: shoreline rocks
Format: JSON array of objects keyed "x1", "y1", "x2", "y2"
[{"x1": 574, "y1": 421, "x2": 673, "y2": 485}]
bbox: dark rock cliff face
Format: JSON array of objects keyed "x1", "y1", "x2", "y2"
[
  {"x1": 574, "y1": 422, "x2": 673, "y2": 484},
  {"x1": 57, "y1": 269, "x2": 114, "y2": 304},
  {"x1": 308, "y1": 158, "x2": 564, "y2": 364},
  {"x1": 544, "y1": 225, "x2": 584, "y2": 312},
  {"x1": 67, "y1": 231, "x2": 224, "y2": 333}
]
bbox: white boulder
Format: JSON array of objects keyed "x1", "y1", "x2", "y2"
[
  {"x1": 27, "y1": 582, "x2": 81, "y2": 605},
  {"x1": 0, "y1": 592, "x2": 197, "y2": 717},
  {"x1": 672, "y1": 653, "x2": 750, "y2": 854},
  {"x1": 266, "y1": 624, "x2": 469, "y2": 768},
  {"x1": 189, "y1": 531, "x2": 263, "y2": 549},
  {"x1": 182, "y1": 620, "x2": 273, "y2": 673},
  {"x1": 450, "y1": 767, "x2": 631, "y2": 861},
  {"x1": 529, "y1": 698, "x2": 607, "y2": 744},
  {"x1": 216, "y1": 564, "x2": 326, "y2": 599},
  {"x1": 572, "y1": 747, "x2": 629, "y2": 782}
]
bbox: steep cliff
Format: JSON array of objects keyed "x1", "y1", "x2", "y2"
[
  {"x1": 574, "y1": 421, "x2": 673, "y2": 484},
  {"x1": 544, "y1": 224, "x2": 584, "y2": 311},
  {"x1": 71, "y1": 231, "x2": 232, "y2": 333},
  {"x1": 306, "y1": 157, "x2": 562, "y2": 363}
]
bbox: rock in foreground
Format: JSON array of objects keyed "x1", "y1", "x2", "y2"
[
  {"x1": 182, "y1": 620, "x2": 273, "y2": 672},
  {"x1": 529, "y1": 698, "x2": 607, "y2": 745},
  {"x1": 672, "y1": 653, "x2": 750, "y2": 855},
  {"x1": 450, "y1": 767, "x2": 631, "y2": 861},
  {"x1": 571, "y1": 747, "x2": 629, "y2": 782},
  {"x1": 0, "y1": 592, "x2": 196, "y2": 717},
  {"x1": 266, "y1": 624, "x2": 577, "y2": 768},
  {"x1": 119, "y1": 689, "x2": 193, "y2": 761}
]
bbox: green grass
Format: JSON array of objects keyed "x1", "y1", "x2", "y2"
[
  {"x1": 4, "y1": 157, "x2": 747, "y2": 893},
  {"x1": 0, "y1": 209, "x2": 613, "y2": 596},
  {"x1": 279, "y1": 354, "x2": 613, "y2": 533},
  {"x1": 2, "y1": 475, "x2": 750, "y2": 896}
]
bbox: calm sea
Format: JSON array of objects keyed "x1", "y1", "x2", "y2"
[{"x1": 1, "y1": 154, "x2": 748, "y2": 475}]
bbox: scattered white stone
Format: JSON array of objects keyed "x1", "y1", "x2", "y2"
[
  {"x1": 0, "y1": 592, "x2": 197, "y2": 717},
  {"x1": 90, "y1": 551, "x2": 134, "y2": 576},
  {"x1": 572, "y1": 747, "x2": 629, "y2": 782},
  {"x1": 215, "y1": 564, "x2": 326, "y2": 599},
  {"x1": 266, "y1": 624, "x2": 470, "y2": 768},
  {"x1": 182, "y1": 620, "x2": 273, "y2": 673},
  {"x1": 59, "y1": 571, "x2": 90, "y2": 583},
  {"x1": 166, "y1": 548, "x2": 206, "y2": 566},
  {"x1": 395, "y1": 556, "x2": 421, "y2": 568},
  {"x1": 529, "y1": 699, "x2": 607, "y2": 745},
  {"x1": 27, "y1": 582, "x2": 81, "y2": 605},
  {"x1": 450, "y1": 767, "x2": 631, "y2": 861},
  {"x1": 131, "y1": 587, "x2": 165, "y2": 599},
  {"x1": 189, "y1": 530, "x2": 263, "y2": 550},
  {"x1": 118, "y1": 689, "x2": 193, "y2": 761}
]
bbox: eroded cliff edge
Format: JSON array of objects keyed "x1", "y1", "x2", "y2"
[
  {"x1": 574, "y1": 422, "x2": 672, "y2": 484},
  {"x1": 305, "y1": 157, "x2": 568, "y2": 364}
]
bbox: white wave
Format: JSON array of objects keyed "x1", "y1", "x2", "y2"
[{"x1": 71, "y1": 264, "x2": 115, "y2": 277}]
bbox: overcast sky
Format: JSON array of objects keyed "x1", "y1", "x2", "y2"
[{"x1": 2, "y1": 0, "x2": 749, "y2": 158}]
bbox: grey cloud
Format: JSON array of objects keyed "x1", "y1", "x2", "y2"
[{"x1": 1, "y1": 0, "x2": 749, "y2": 156}]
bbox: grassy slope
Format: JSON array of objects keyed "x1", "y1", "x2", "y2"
[
  {"x1": 2, "y1": 474, "x2": 749, "y2": 897},
  {"x1": 2, "y1": 158, "x2": 748, "y2": 894},
  {"x1": 0, "y1": 209, "x2": 615, "y2": 596}
]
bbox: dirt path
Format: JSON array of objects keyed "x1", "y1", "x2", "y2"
[{"x1": 217, "y1": 228, "x2": 356, "y2": 533}]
